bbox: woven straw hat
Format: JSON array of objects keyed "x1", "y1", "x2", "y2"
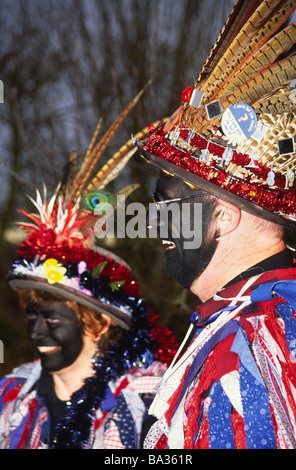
[{"x1": 137, "y1": 0, "x2": 296, "y2": 229}]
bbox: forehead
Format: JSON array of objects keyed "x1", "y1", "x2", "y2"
[
  {"x1": 155, "y1": 172, "x2": 198, "y2": 199},
  {"x1": 28, "y1": 300, "x2": 77, "y2": 320}
]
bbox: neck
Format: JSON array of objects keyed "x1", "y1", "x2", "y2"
[
  {"x1": 52, "y1": 339, "x2": 96, "y2": 401},
  {"x1": 52, "y1": 367, "x2": 93, "y2": 402},
  {"x1": 190, "y1": 228, "x2": 285, "y2": 303}
]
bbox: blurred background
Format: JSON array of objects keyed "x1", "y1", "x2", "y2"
[{"x1": 0, "y1": 0, "x2": 235, "y2": 374}]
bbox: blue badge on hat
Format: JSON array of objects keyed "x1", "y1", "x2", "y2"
[{"x1": 221, "y1": 102, "x2": 257, "y2": 145}]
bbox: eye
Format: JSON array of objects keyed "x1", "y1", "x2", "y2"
[
  {"x1": 27, "y1": 312, "x2": 38, "y2": 321},
  {"x1": 43, "y1": 311, "x2": 62, "y2": 324},
  {"x1": 46, "y1": 317, "x2": 60, "y2": 324},
  {"x1": 26, "y1": 307, "x2": 38, "y2": 321}
]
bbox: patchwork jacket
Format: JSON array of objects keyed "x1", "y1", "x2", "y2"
[
  {"x1": 0, "y1": 360, "x2": 165, "y2": 449},
  {"x1": 144, "y1": 267, "x2": 296, "y2": 449}
]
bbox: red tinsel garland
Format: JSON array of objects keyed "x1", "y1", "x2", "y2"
[
  {"x1": 17, "y1": 226, "x2": 141, "y2": 297},
  {"x1": 144, "y1": 126, "x2": 296, "y2": 219}
]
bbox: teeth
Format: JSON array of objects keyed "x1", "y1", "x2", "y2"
[
  {"x1": 162, "y1": 240, "x2": 173, "y2": 245},
  {"x1": 162, "y1": 240, "x2": 176, "y2": 250},
  {"x1": 38, "y1": 346, "x2": 60, "y2": 353}
]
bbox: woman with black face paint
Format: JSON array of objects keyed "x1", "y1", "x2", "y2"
[
  {"x1": 0, "y1": 208, "x2": 177, "y2": 449},
  {"x1": 0, "y1": 284, "x2": 174, "y2": 449},
  {"x1": 0, "y1": 109, "x2": 178, "y2": 448}
]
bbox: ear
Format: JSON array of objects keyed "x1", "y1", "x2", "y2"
[
  {"x1": 94, "y1": 313, "x2": 112, "y2": 341},
  {"x1": 85, "y1": 313, "x2": 112, "y2": 341},
  {"x1": 216, "y1": 198, "x2": 241, "y2": 238}
]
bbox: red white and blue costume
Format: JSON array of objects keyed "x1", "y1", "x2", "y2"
[
  {"x1": 0, "y1": 360, "x2": 165, "y2": 449},
  {"x1": 144, "y1": 252, "x2": 296, "y2": 449}
]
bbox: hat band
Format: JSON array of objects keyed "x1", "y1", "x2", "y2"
[{"x1": 141, "y1": 126, "x2": 296, "y2": 226}]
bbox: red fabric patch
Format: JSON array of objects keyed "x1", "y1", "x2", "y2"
[
  {"x1": 155, "y1": 434, "x2": 168, "y2": 449},
  {"x1": 232, "y1": 407, "x2": 246, "y2": 449},
  {"x1": 114, "y1": 377, "x2": 129, "y2": 397},
  {"x1": 3, "y1": 386, "x2": 21, "y2": 404}
]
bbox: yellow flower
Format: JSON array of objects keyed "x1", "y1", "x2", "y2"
[{"x1": 42, "y1": 258, "x2": 67, "y2": 284}]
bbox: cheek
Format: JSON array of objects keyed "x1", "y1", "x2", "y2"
[
  {"x1": 40, "y1": 326, "x2": 85, "y2": 372},
  {"x1": 56, "y1": 324, "x2": 84, "y2": 349}
]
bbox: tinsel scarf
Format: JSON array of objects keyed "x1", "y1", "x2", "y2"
[{"x1": 51, "y1": 298, "x2": 159, "y2": 449}]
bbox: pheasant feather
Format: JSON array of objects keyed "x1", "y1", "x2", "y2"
[
  {"x1": 193, "y1": 0, "x2": 296, "y2": 118},
  {"x1": 84, "y1": 121, "x2": 163, "y2": 193},
  {"x1": 69, "y1": 83, "x2": 150, "y2": 203},
  {"x1": 140, "y1": 0, "x2": 296, "y2": 228}
]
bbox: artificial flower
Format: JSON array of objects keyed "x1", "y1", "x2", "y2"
[
  {"x1": 42, "y1": 258, "x2": 67, "y2": 284},
  {"x1": 181, "y1": 86, "x2": 193, "y2": 103}
]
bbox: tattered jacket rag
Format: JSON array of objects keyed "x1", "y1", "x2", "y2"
[{"x1": 145, "y1": 267, "x2": 296, "y2": 449}]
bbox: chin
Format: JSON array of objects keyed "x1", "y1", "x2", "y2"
[
  {"x1": 165, "y1": 256, "x2": 191, "y2": 289},
  {"x1": 164, "y1": 247, "x2": 218, "y2": 292}
]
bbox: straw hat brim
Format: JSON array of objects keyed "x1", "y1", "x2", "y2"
[
  {"x1": 8, "y1": 275, "x2": 132, "y2": 330},
  {"x1": 137, "y1": 142, "x2": 296, "y2": 230}
]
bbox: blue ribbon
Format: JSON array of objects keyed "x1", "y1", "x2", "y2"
[{"x1": 251, "y1": 280, "x2": 296, "y2": 312}]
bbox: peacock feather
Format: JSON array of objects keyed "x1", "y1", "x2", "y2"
[{"x1": 19, "y1": 86, "x2": 163, "y2": 248}]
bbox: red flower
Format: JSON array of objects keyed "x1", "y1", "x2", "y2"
[{"x1": 181, "y1": 86, "x2": 193, "y2": 103}]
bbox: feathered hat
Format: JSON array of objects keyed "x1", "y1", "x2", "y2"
[
  {"x1": 6, "y1": 89, "x2": 180, "y2": 449},
  {"x1": 136, "y1": 0, "x2": 296, "y2": 229},
  {"x1": 7, "y1": 88, "x2": 178, "y2": 364}
]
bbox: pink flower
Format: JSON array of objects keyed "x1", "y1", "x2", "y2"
[{"x1": 78, "y1": 261, "x2": 87, "y2": 274}]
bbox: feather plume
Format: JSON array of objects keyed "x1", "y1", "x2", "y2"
[
  {"x1": 16, "y1": 82, "x2": 154, "y2": 250},
  {"x1": 198, "y1": 0, "x2": 295, "y2": 97},
  {"x1": 68, "y1": 81, "x2": 152, "y2": 203},
  {"x1": 180, "y1": 0, "x2": 296, "y2": 138},
  {"x1": 197, "y1": 0, "x2": 262, "y2": 82},
  {"x1": 219, "y1": 22, "x2": 296, "y2": 97},
  {"x1": 182, "y1": 1, "x2": 296, "y2": 123},
  {"x1": 193, "y1": 55, "x2": 296, "y2": 134},
  {"x1": 84, "y1": 121, "x2": 163, "y2": 193}
]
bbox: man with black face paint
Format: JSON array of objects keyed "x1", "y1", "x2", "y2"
[
  {"x1": 153, "y1": 172, "x2": 220, "y2": 290},
  {"x1": 136, "y1": 0, "x2": 296, "y2": 449}
]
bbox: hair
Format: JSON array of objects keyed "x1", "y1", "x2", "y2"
[
  {"x1": 15, "y1": 287, "x2": 124, "y2": 356},
  {"x1": 208, "y1": 191, "x2": 284, "y2": 241},
  {"x1": 244, "y1": 211, "x2": 284, "y2": 239},
  {"x1": 165, "y1": 174, "x2": 285, "y2": 239}
]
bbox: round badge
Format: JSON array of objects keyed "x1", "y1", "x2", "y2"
[{"x1": 221, "y1": 103, "x2": 257, "y2": 144}]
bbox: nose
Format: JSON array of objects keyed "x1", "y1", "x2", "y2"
[
  {"x1": 146, "y1": 203, "x2": 165, "y2": 238},
  {"x1": 147, "y1": 202, "x2": 182, "y2": 241},
  {"x1": 146, "y1": 203, "x2": 158, "y2": 228},
  {"x1": 28, "y1": 315, "x2": 50, "y2": 343}
]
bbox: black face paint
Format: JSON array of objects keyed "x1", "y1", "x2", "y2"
[
  {"x1": 27, "y1": 300, "x2": 84, "y2": 372},
  {"x1": 152, "y1": 172, "x2": 219, "y2": 289}
]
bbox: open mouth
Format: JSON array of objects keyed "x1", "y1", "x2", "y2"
[
  {"x1": 162, "y1": 239, "x2": 176, "y2": 251},
  {"x1": 37, "y1": 345, "x2": 61, "y2": 354}
]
